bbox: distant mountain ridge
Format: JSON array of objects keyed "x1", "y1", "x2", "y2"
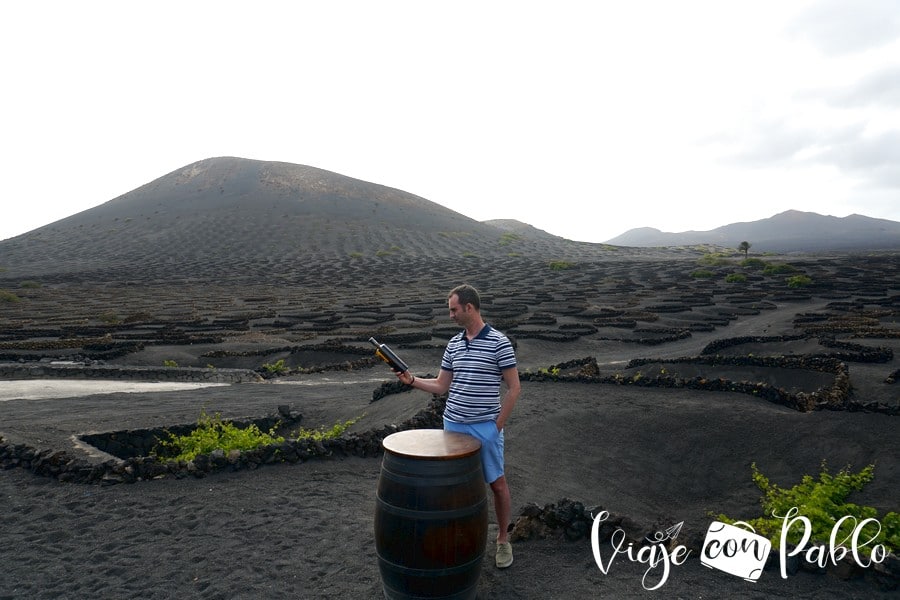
[
  {"x1": 1, "y1": 157, "x2": 897, "y2": 285},
  {"x1": 604, "y1": 210, "x2": 900, "y2": 252}
]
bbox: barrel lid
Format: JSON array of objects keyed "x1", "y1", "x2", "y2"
[{"x1": 382, "y1": 429, "x2": 482, "y2": 460}]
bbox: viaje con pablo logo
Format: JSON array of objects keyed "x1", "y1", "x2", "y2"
[{"x1": 590, "y1": 507, "x2": 891, "y2": 591}]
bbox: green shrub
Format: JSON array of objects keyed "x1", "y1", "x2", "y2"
[
  {"x1": 19, "y1": 280, "x2": 41, "y2": 289},
  {"x1": 717, "y1": 462, "x2": 898, "y2": 555},
  {"x1": 741, "y1": 258, "x2": 767, "y2": 269},
  {"x1": 690, "y1": 269, "x2": 715, "y2": 279},
  {"x1": 549, "y1": 260, "x2": 574, "y2": 271},
  {"x1": 163, "y1": 360, "x2": 178, "y2": 368},
  {"x1": 787, "y1": 274, "x2": 813, "y2": 288},
  {"x1": 262, "y1": 359, "x2": 287, "y2": 374},
  {"x1": 98, "y1": 311, "x2": 122, "y2": 325},
  {"x1": 0, "y1": 290, "x2": 21, "y2": 303},
  {"x1": 499, "y1": 233, "x2": 522, "y2": 246},
  {"x1": 763, "y1": 263, "x2": 797, "y2": 275},
  {"x1": 699, "y1": 253, "x2": 731, "y2": 266},
  {"x1": 725, "y1": 273, "x2": 747, "y2": 283},
  {"x1": 154, "y1": 411, "x2": 285, "y2": 463},
  {"x1": 293, "y1": 415, "x2": 363, "y2": 441}
]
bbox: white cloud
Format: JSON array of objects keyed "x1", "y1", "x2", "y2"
[
  {"x1": 786, "y1": 0, "x2": 900, "y2": 54},
  {"x1": 819, "y1": 64, "x2": 900, "y2": 108}
]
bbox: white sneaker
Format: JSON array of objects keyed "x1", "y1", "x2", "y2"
[{"x1": 495, "y1": 542, "x2": 513, "y2": 569}]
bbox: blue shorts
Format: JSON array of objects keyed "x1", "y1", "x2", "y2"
[{"x1": 443, "y1": 418, "x2": 504, "y2": 484}]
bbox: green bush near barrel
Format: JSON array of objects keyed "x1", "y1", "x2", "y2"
[
  {"x1": 292, "y1": 416, "x2": 361, "y2": 441},
  {"x1": 153, "y1": 412, "x2": 364, "y2": 464},
  {"x1": 154, "y1": 411, "x2": 284, "y2": 463}
]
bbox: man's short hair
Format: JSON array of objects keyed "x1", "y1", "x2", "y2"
[{"x1": 449, "y1": 284, "x2": 481, "y2": 310}]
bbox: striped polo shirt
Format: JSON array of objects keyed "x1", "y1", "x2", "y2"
[{"x1": 441, "y1": 324, "x2": 517, "y2": 424}]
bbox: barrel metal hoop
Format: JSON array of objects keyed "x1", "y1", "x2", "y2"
[
  {"x1": 376, "y1": 551, "x2": 486, "y2": 577},
  {"x1": 379, "y1": 466, "x2": 482, "y2": 488},
  {"x1": 375, "y1": 495, "x2": 488, "y2": 520}
]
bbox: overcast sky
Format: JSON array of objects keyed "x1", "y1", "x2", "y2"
[{"x1": 2, "y1": 0, "x2": 898, "y2": 243}]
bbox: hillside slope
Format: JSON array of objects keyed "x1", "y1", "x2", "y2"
[{"x1": 0, "y1": 157, "x2": 597, "y2": 282}]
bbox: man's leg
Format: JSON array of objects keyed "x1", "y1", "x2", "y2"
[
  {"x1": 491, "y1": 474, "x2": 514, "y2": 568},
  {"x1": 490, "y1": 475, "x2": 512, "y2": 544}
]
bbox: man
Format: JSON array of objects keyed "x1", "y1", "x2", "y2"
[{"x1": 396, "y1": 284, "x2": 521, "y2": 569}]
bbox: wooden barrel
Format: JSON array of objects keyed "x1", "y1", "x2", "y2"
[{"x1": 375, "y1": 429, "x2": 488, "y2": 600}]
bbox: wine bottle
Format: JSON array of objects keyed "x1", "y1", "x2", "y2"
[{"x1": 369, "y1": 337, "x2": 409, "y2": 373}]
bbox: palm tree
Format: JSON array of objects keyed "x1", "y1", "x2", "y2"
[{"x1": 738, "y1": 241, "x2": 751, "y2": 258}]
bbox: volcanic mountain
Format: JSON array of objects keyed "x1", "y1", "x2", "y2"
[{"x1": 0, "y1": 157, "x2": 587, "y2": 283}]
